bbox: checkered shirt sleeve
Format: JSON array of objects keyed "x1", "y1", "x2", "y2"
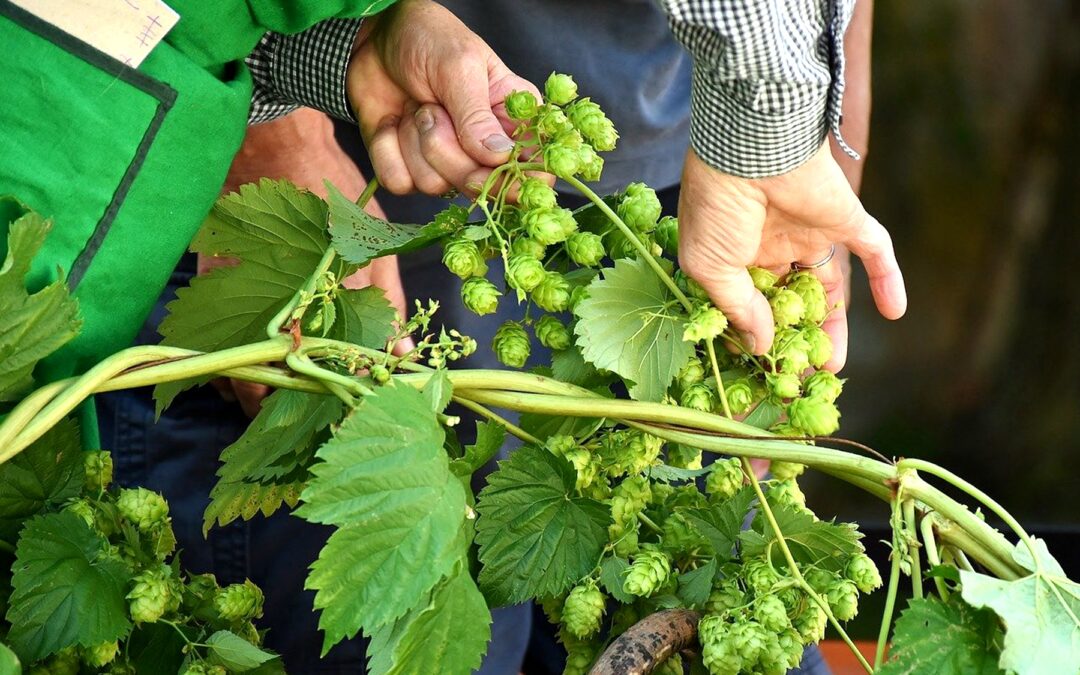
[
  {"x1": 661, "y1": 0, "x2": 858, "y2": 178},
  {"x1": 246, "y1": 18, "x2": 363, "y2": 125}
]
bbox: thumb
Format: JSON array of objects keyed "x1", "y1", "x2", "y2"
[{"x1": 436, "y1": 61, "x2": 517, "y2": 166}]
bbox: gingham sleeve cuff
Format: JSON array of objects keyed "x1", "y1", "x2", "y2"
[{"x1": 246, "y1": 18, "x2": 363, "y2": 125}]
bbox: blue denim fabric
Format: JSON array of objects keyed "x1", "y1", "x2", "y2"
[{"x1": 96, "y1": 261, "x2": 531, "y2": 674}]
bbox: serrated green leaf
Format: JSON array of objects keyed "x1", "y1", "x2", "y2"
[
  {"x1": 740, "y1": 503, "x2": 863, "y2": 574},
  {"x1": 877, "y1": 597, "x2": 1004, "y2": 675},
  {"x1": 204, "y1": 390, "x2": 341, "y2": 533},
  {"x1": 573, "y1": 257, "x2": 693, "y2": 401},
  {"x1": 325, "y1": 183, "x2": 453, "y2": 266},
  {"x1": 475, "y1": 447, "x2": 609, "y2": 605},
  {"x1": 550, "y1": 344, "x2": 613, "y2": 389},
  {"x1": 205, "y1": 631, "x2": 276, "y2": 672},
  {"x1": 0, "y1": 643, "x2": 19, "y2": 675},
  {"x1": 741, "y1": 399, "x2": 782, "y2": 430},
  {"x1": 959, "y1": 539, "x2": 1080, "y2": 675},
  {"x1": 297, "y1": 384, "x2": 466, "y2": 650},
  {"x1": 367, "y1": 563, "x2": 491, "y2": 675},
  {"x1": 599, "y1": 556, "x2": 635, "y2": 604},
  {"x1": 125, "y1": 622, "x2": 188, "y2": 675},
  {"x1": 326, "y1": 286, "x2": 397, "y2": 349},
  {"x1": 678, "y1": 559, "x2": 718, "y2": 609},
  {"x1": 0, "y1": 418, "x2": 82, "y2": 544},
  {"x1": 683, "y1": 487, "x2": 756, "y2": 560},
  {"x1": 649, "y1": 463, "x2": 715, "y2": 484},
  {"x1": 421, "y1": 369, "x2": 453, "y2": 413},
  {"x1": 6, "y1": 512, "x2": 131, "y2": 662},
  {"x1": 451, "y1": 421, "x2": 507, "y2": 478},
  {"x1": 0, "y1": 209, "x2": 81, "y2": 401}
]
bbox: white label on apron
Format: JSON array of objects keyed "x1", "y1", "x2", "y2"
[{"x1": 12, "y1": 0, "x2": 180, "y2": 67}]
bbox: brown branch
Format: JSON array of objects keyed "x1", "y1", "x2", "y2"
[{"x1": 589, "y1": 609, "x2": 700, "y2": 675}]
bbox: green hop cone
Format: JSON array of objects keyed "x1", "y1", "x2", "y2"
[
  {"x1": 566, "y1": 231, "x2": 606, "y2": 267},
  {"x1": 562, "y1": 581, "x2": 606, "y2": 638},
  {"x1": 625, "y1": 432, "x2": 663, "y2": 475},
  {"x1": 569, "y1": 285, "x2": 590, "y2": 312},
  {"x1": 683, "y1": 304, "x2": 728, "y2": 343},
  {"x1": 753, "y1": 594, "x2": 791, "y2": 632},
  {"x1": 544, "y1": 72, "x2": 578, "y2": 105},
  {"x1": 655, "y1": 216, "x2": 679, "y2": 255},
  {"x1": 661, "y1": 511, "x2": 708, "y2": 554},
  {"x1": 617, "y1": 183, "x2": 662, "y2": 232},
  {"x1": 127, "y1": 564, "x2": 177, "y2": 624},
  {"x1": 755, "y1": 632, "x2": 788, "y2": 675},
  {"x1": 743, "y1": 559, "x2": 781, "y2": 595},
  {"x1": 577, "y1": 145, "x2": 605, "y2": 182},
  {"x1": 788, "y1": 395, "x2": 841, "y2": 436},
  {"x1": 785, "y1": 270, "x2": 829, "y2": 324},
  {"x1": 116, "y1": 487, "x2": 169, "y2": 531},
  {"x1": 793, "y1": 602, "x2": 828, "y2": 643},
  {"x1": 519, "y1": 177, "x2": 558, "y2": 210},
  {"x1": 506, "y1": 254, "x2": 546, "y2": 292},
  {"x1": 702, "y1": 632, "x2": 743, "y2": 675},
  {"x1": 725, "y1": 379, "x2": 755, "y2": 415},
  {"x1": 676, "y1": 357, "x2": 706, "y2": 390},
  {"x1": 504, "y1": 89, "x2": 539, "y2": 121},
  {"x1": 566, "y1": 99, "x2": 618, "y2": 151},
  {"x1": 766, "y1": 371, "x2": 801, "y2": 399},
  {"x1": 442, "y1": 239, "x2": 487, "y2": 279},
  {"x1": 64, "y1": 499, "x2": 96, "y2": 529},
  {"x1": 623, "y1": 550, "x2": 671, "y2": 597},
  {"x1": 804, "y1": 568, "x2": 837, "y2": 595},
  {"x1": 461, "y1": 277, "x2": 501, "y2": 316},
  {"x1": 531, "y1": 271, "x2": 571, "y2": 312},
  {"x1": 802, "y1": 324, "x2": 833, "y2": 368},
  {"x1": 539, "y1": 595, "x2": 565, "y2": 624},
  {"x1": 679, "y1": 383, "x2": 715, "y2": 412},
  {"x1": 775, "y1": 327, "x2": 811, "y2": 374},
  {"x1": 845, "y1": 552, "x2": 883, "y2": 593},
  {"x1": 511, "y1": 235, "x2": 547, "y2": 259},
  {"x1": 777, "y1": 628, "x2": 806, "y2": 669},
  {"x1": 543, "y1": 142, "x2": 581, "y2": 177},
  {"x1": 82, "y1": 641, "x2": 120, "y2": 668},
  {"x1": 667, "y1": 444, "x2": 702, "y2": 470},
  {"x1": 705, "y1": 458, "x2": 744, "y2": 501},
  {"x1": 653, "y1": 654, "x2": 683, "y2": 675},
  {"x1": 524, "y1": 208, "x2": 569, "y2": 245},
  {"x1": 535, "y1": 315, "x2": 572, "y2": 350},
  {"x1": 215, "y1": 579, "x2": 264, "y2": 622},
  {"x1": 749, "y1": 266, "x2": 779, "y2": 293},
  {"x1": 769, "y1": 288, "x2": 806, "y2": 328},
  {"x1": 826, "y1": 579, "x2": 860, "y2": 621},
  {"x1": 706, "y1": 580, "x2": 745, "y2": 615},
  {"x1": 770, "y1": 460, "x2": 806, "y2": 481},
  {"x1": 371, "y1": 364, "x2": 391, "y2": 384},
  {"x1": 729, "y1": 619, "x2": 770, "y2": 665},
  {"x1": 83, "y1": 450, "x2": 113, "y2": 492},
  {"x1": 767, "y1": 478, "x2": 807, "y2": 510},
  {"x1": 612, "y1": 525, "x2": 639, "y2": 558},
  {"x1": 803, "y1": 370, "x2": 844, "y2": 403},
  {"x1": 537, "y1": 107, "x2": 573, "y2": 138},
  {"x1": 493, "y1": 321, "x2": 531, "y2": 368},
  {"x1": 609, "y1": 476, "x2": 651, "y2": 529},
  {"x1": 674, "y1": 271, "x2": 711, "y2": 301}
]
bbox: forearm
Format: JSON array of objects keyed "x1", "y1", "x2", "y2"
[{"x1": 830, "y1": 0, "x2": 872, "y2": 194}]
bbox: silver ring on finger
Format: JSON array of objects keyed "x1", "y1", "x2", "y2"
[{"x1": 791, "y1": 244, "x2": 836, "y2": 271}]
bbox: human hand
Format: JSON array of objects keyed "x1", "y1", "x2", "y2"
[
  {"x1": 677, "y1": 143, "x2": 906, "y2": 369},
  {"x1": 346, "y1": 0, "x2": 541, "y2": 195}
]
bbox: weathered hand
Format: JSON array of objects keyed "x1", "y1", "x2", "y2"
[
  {"x1": 677, "y1": 143, "x2": 906, "y2": 364},
  {"x1": 347, "y1": 0, "x2": 541, "y2": 195}
]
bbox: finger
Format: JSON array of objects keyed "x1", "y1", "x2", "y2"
[
  {"x1": 398, "y1": 103, "x2": 453, "y2": 195},
  {"x1": 414, "y1": 103, "x2": 485, "y2": 193},
  {"x1": 210, "y1": 377, "x2": 237, "y2": 402},
  {"x1": 231, "y1": 379, "x2": 270, "y2": 419},
  {"x1": 368, "y1": 114, "x2": 414, "y2": 195},
  {"x1": 843, "y1": 214, "x2": 908, "y2": 320},
  {"x1": 436, "y1": 60, "x2": 517, "y2": 166},
  {"x1": 814, "y1": 257, "x2": 849, "y2": 372}
]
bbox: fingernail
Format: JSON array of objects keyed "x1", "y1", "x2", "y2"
[
  {"x1": 482, "y1": 134, "x2": 514, "y2": 153},
  {"x1": 414, "y1": 108, "x2": 434, "y2": 134},
  {"x1": 740, "y1": 331, "x2": 757, "y2": 354}
]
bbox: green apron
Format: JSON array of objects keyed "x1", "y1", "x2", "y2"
[{"x1": 0, "y1": 0, "x2": 395, "y2": 440}]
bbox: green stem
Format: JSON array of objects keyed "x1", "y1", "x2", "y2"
[
  {"x1": 740, "y1": 458, "x2": 873, "y2": 674},
  {"x1": 875, "y1": 503, "x2": 904, "y2": 669},
  {"x1": 284, "y1": 351, "x2": 367, "y2": 404},
  {"x1": 452, "y1": 395, "x2": 540, "y2": 447},
  {"x1": 637, "y1": 512, "x2": 662, "y2": 534},
  {"x1": 920, "y1": 514, "x2": 950, "y2": 601},
  {"x1": 897, "y1": 458, "x2": 1040, "y2": 572},
  {"x1": 0, "y1": 539, "x2": 15, "y2": 555},
  {"x1": 705, "y1": 341, "x2": 732, "y2": 418},
  {"x1": 903, "y1": 499, "x2": 923, "y2": 600}
]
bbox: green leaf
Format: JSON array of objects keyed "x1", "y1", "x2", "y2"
[
  {"x1": 573, "y1": 257, "x2": 693, "y2": 401},
  {"x1": 205, "y1": 631, "x2": 276, "y2": 672},
  {"x1": 421, "y1": 369, "x2": 453, "y2": 413},
  {"x1": 741, "y1": 399, "x2": 782, "y2": 430},
  {"x1": 550, "y1": 343, "x2": 611, "y2": 389},
  {"x1": 649, "y1": 463, "x2": 715, "y2": 484},
  {"x1": 0, "y1": 208, "x2": 81, "y2": 401},
  {"x1": 297, "y1": 383, "x2": 467, "y2": 650},
  {"x1": 683, "y1": 487, "x2": 756, "y2": 560},
  {"x1": 367, "y1": 563, "x2": 491, "y2": 675},
  {"x1": 678, "y1": 559, "x2": 718, "y2": 609},
  {"x1": 204, "y1": 390, "x2": 342, "y2": 533},
  {"x1": 326, "y1": 286, "x2": 397, "y2": 349},
  {"x1": 451, "y1": 421, "x2": 507, "y2": 478},
  {"x1": 0, "y1": 643, "x2": 19, "y2": 675},
  {"x1": 599, "y1": 556, "x2": 635, "y2": 604},
  {"x1": 475, "y1": 446, "x2": 610, "y2": 605},
  {"x1": 877, "y1": 597, "x2": 1004, "y2": 675},
  {"x1": 739, "y1": 503, "x2": 863, "y2": 574},
  {"x1": 6, "y1": 512, "x2": 131, "y2": 662},
  {"x1": 126, "y1": 622, "x2": 189, "y2": 675},
  {"x1": 325, "y1": 183, "x2": 453, "y2": 266},
  {"x1": 960, "y1": 539, "x2": 1080, "y2": 675},
  {"x1": 0, "y1": 418, "x2": 82, "y2": 544}
]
